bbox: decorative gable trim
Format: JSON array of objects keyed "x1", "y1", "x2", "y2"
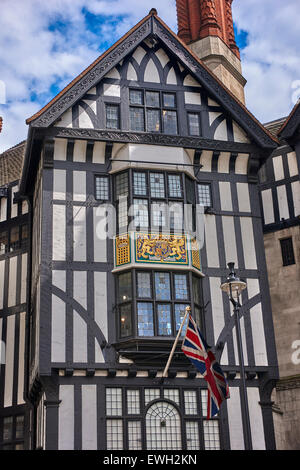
[{"x1": 26, "y1": 12, "x2": 277, "y2": 152}]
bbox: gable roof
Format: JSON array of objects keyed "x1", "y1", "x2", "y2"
[
  {"x1": 278, "y1": 100, "x2": 300, "y2": 140},
  {"x1": 0, "y1": 141, "x2": 26, "y2": 186},
  {"x1": 26, "y1": 9, "x2": 278, "y2": 151}
]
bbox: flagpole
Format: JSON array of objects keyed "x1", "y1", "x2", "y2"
[{"x1": 162, "y1": 306, "x2": 191, "y2": 378}]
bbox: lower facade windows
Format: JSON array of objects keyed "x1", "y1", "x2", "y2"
[
  {"x1": 0, "y1": 415, "x2": 25, "y2": 450},
  {"x1": 105, "y1": 386, "x2": 221, "y2": 450},
  {"x1": 117, "y1": 270, "x2": 203, "y2": 340}
]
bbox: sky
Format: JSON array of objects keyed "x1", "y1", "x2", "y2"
[{"x1": 0, "y1": 0, "x2": 299, "y2": 153}]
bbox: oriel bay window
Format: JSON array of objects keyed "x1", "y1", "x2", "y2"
[
  {"x1": 115, "y1": 170, "x2": 195, "y2": 234},
  {"x1": 118, "y1": 270, "x2": 203, "y2": 339},
  {"x1": 129, "y1": 89, "x2": 178, "y2": 135}
]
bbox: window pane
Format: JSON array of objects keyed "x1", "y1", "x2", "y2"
[
  {"x1": 155, "y1": 272, "x2": 171, "y2": 300},
  {"x1": 186, "y1": 421, "x2": 200, "y2": 450},
  {"x1": 201, "y1": 390, "x2": 208, "y2": 417},
  {"x1": 280, "y1": 238, "x2": 295, "y2": 266},
  {"x1": 163, "y1": 93, "x2": 176, "y2": 108},
  {"x1": 198, "y1": 184, "x2": 211, "y2": 206},
  {"x1": 164, "y1": 389, "x2": 180, "y2": 405},
  {"x1": 150, "y1": 173, "x2": 165, "y2": 198},
  {"x1": 157, "y1": 304, "x2": 172, "y2": 336},
  {"x1": 188, "y1": 113, "x2": 201, "y2": 136},
  {"x1": 106, "y1": 420, "x2": 123, "y2": 450},
  {"x1": 152, "y1": 203, "x2": 167, "y2": 228},
  {"x1": 145, "y1": 389, "x2": 160, "y2": 405},
  {"x1": 184, "y1": 390, "x2": 198, "y2": 415},
  {"x1": 203, "y1": 421, "x2": 220, "y2": 450},
  {"x1": 137, "y1": 302, "x2": 154, "y2": 336},
  {"x1": 169, "y1": 202, "x2": 183, "y2": 231},
  {"x1": 127, "y1": 390, "x2": 140, "y2": 415},
  {"x1": 128, "y1": 421, "x2": 142, "y2": 450},
  {"x1": 133, "y1": 199, "x2": 149, "y2": 228},
  {"x1": 133, "y1": 172, "x2": 147, "y2": 196},
  {"x1": 95, "y1": 176, "x2": 109, "y2": 200},
  {"x1": 130, "y1": 107, "x2": 145, "y2": 132},
  {"x1": 115, "y1": 173, "x2": 129, "y2": 199},
  {"x1": 168, "y1": 174, "x2": 182, "y2": 198},
  {"x1": 118, "y1": 197, "x2": 128, "y2": 230},
  {"x1": 163, "y1": 110, "x2": 178, "y2": 135},
  {"x1": 130, "y1": 89, "x2": 143, "y2": 105},
  {"x1": 192, "y1": 276, "x2": 201, "y2": 305},
  {"x1": 186, "y1": 177, "x2": 195, "y2": 204},
  {"x1": 137, "y1": 272, "x2": 151, "y2": 298},
  {"x1": 147, "y1": 109, "x2": 160, "y2": 132},
  {"x1": 174, "y1": 274, "x2": 188, "y2": 300},
  {"x1": 0, "y1": 230, "x2": 8, "y2": 254},
  {"x1": 16, "y1": 416, "x2": 24, "y2": 439},
  {"x1": 106, "y1": 388, "x2": 122, "y2": 416},
  {"x1": 3, "y1": 417, "x2": 13, "y2": 441},
  {"x1": 118, "y1": 272, "x2": 132, "y2": 302},
  {"x1": 175, "y1": 304, "x2": 189, "y2": 335},
  {"x1": 146, "y1": 91, "x2": 160, "y2": 107},
  {"x1": 120, "y1": 304, "x2": 132, "y2": 338},
  {"x1": 10, "y1": 226, "x2": 20, "y2": 251},
  {"x1": 106, "y1": 105, "x2": 119, "y2": 129},
  {"x1": 194, "y1": 307, "x2": 202, "y2": 331}
]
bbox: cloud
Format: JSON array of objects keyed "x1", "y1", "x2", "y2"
[
  {"x1": 233, "y1": 0, "x2": 300, "y2": 123},
  {"x1": 0, "y1": 0, "x2": 299, "y2": 152}
]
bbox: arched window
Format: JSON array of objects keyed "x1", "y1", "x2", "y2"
[{"x1": 146, "y1": 401, "x2": 182, "y2": 450}]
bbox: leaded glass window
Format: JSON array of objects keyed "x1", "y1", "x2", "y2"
[
  {"x1": 106, "y1": 104, "x2": 119, "y2": 129},
  {"x1": 198, "y1": 183, "x2": 212, "y2": 207},
  {"x1": 147, "y1": 109, "x2": 160, "y2": 132},
  {"x1": 163, "y1": 389, "x2": 180, "y2": 406},
  {"x1": 130, "y1": 89, "x2": 143, "y2": 105},
  {"x1": 163, "y1": 110, "x2": 178, "y2": 135},
  {"x1": 157, "y1": 304, "x2": 172, "y2": 336},
  {"x1": 203, "y1": 421, "x2": 221, "y2": 450},
  {"x1": 120, "y1": 304, "x2": 132, "y2": 338},
  {"x1": 133, "y1": 172, "x2": 147, "y2": 196},
  {"x1": 168, "y1": 174, "x2": 182, "y2": 198},
  {"x1": 137, "y1": 302, "x2": 154, "y2": 336},
  {"x1": 184, "y1": 390, "x2": 198, "y2": 415},
  {"x1": 106, "y1": 388, "x2": 122, "y2": 416},
  {"x1": 130, "y1": 107, "x2": 145, "y2": 132},
  {"x1": 137, "y1": 272, "x2": 151, "y2": 298},
  {"x1": 188, "y1": 113, "x2": 201, "y2": 136},
  {"x1": 128, "y1": 422, "x2": 142, "y2": 450},
  {"x1": 127, "y1": 390, "x2": 140, "y2": 415},
  {"x1": 117, "y1": 271, "x2": 203, "y2": 339},
  {"x1": 146, "y1": 91, "x2": 160, "y2": 108},
  {"x1": 155, "y1": 272, "x2": 171, "y2": 301},
  {"x1": 95, "y1": 176, "x2": 109, "y2": 201},
  {"x1": 104, "y1": 387, "x2": 221, "y2": 450},
  {"x1": 174, "y1": 274, "x2": 188, "y2": 300},
  {"x1": 133, "y1": 199, "x2": 149, "y2": 228},
  {"x1": 186, "y1": 421, "x2": 200, "y2": 450},
  {"x1": 128, "y1": 89, "x2": 178, "y2": 135},
  {"x1": 106, "y1": 420, "x2": 123, "y2": 450}
]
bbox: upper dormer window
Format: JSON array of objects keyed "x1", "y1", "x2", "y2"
[{"x1": 129, "y1": 89, "x2": 178, "y2": 135}]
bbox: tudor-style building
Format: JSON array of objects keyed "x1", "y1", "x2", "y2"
[
  {"x1": 1, "y1": 3, "x2": 281, "y2": 450},
  {"x1": 0, "y1": 141, "x2": 29, "y2": 450},
  {"x1": 258, "y1": 104, "x2": 300, "y2": 450}
]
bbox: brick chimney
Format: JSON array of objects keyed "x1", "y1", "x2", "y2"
[{"x1": 176, "y1": 0, "x2": 246, "y2": 104}]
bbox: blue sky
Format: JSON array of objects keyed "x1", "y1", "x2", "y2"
[{"x1": 0, "y1": 0, "x2": 299, "y2": 152}]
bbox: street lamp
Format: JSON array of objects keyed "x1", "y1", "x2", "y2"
[{"x1": 220, "y1": 262, "x2": 252, "y2": 450}]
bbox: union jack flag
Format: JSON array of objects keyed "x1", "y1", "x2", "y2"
[{"x1": 181, "y1": 315, "x2": 230, "y2": 419}]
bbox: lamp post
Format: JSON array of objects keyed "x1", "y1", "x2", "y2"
[{"x1": 221, "y1": 262, "x2": 252, "y2": 450}]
